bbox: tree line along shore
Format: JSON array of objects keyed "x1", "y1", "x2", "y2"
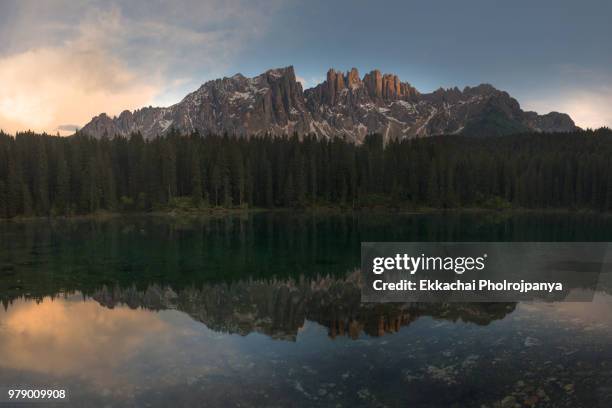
[{"x1": 1, "y1": 128, "x2": 611, "y2": 218}]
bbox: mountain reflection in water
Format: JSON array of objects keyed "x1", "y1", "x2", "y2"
[
  {"x1": 90, "y1": 272, "x2": 516, "y2": 341},
  {"x1": 1, "y1": 213, "x2": 612, "y2": 407},
  {"x1": 1, "y1": 287, "x2": 611, "y2": 407}
]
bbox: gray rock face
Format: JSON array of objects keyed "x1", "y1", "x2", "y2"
[{"x1": 80, "y1": 66, "x2": 578, "y2": 141}]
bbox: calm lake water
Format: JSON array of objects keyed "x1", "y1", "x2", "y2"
[{"x1": 0, "y1": 212, "x2": 611, "y2": 407}]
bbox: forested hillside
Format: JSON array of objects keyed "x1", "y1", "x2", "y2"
[{"x1": 1, "y1": 128, "x2": 611, "y2": 218}]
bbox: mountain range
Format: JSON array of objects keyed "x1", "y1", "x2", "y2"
[{"x1": 80, "y1": 66, "x2": 578, "y2": 141}]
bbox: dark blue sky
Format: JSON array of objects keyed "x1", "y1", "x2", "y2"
[
  {"x1": 0, "y1": 0, "x2": 610, "y2": 134},
  {"x1": 257, "y1": 1, "x2": 610, "y2": 89}
]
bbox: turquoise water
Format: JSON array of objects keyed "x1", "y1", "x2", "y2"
[{"x1": 0, "y1": 212, "x2": 611, "y2": 407}]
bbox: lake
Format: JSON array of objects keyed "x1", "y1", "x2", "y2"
[{"x1": 1, "y1": 212, "x2": 611, "y2": 407}]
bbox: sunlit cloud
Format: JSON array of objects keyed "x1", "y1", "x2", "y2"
[
  {"x1": 522, "y1": 65, "x2": 612, "y2": 130},
  {"x1": 0, "y1": 45, "x2": 159, "y2": 135},
  {"x1": 0, "y1": 0, "x2": 284, "y2": 135},
  {"x1": 524, "y1": 85, "x2": 612, "y2": 130}
]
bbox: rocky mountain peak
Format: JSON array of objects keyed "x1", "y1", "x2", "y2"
[
  {"x1": 363, "y1": 69, "x2": 383, "y2": 98},
  {"x1": 80, "y1": 66, "x2": 579, "y2": 141},
  {"x1": 264, "y1": 65, "x2": 297, "y2": 83},
  {"x1": 347, "y1": 68, "x2": 361, "y2": 89},
  {"x1": 360, "y1": 69, "x2": 418, "y2": 101}
]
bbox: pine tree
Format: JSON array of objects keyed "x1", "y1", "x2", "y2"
[
  {"x1": 54, "y1": 149, "x2": 69, "y2": 215},
  {"x1": 210, "y1": 163, "x2": 221, "y2": 206},
  {"x1": 191, "y1": 150, "x2": 203, "y2": 206},
  {"x1": 6, "y1": 154, "x2": 22, "y2": 217},
  {"x1": 34, "y1": 138, "x2": 50, "y2": 214},
  {"x1": 427, "y1": 162, "x2": 440, "y2": 207},
  {"x1": 0, "y1": 180, "x2": 6, "y2": 218}
]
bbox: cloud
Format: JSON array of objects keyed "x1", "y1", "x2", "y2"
[
  {"x1": 0, "y1": 45, "x2": 159, "y2": 135},
  {"x1": 295, "y1": 75, "x2": 324, "y2": 90},
  {"x1": 558, "y1": 88, "x2": 612, "y2": 129},
  {"x1": 524, "y1": 85, "x2": 612, "y2": 130},
  {"x1": 0, "y1": 0, "x2": 284, "y2": 135},
  {"x1": 57, "y1": 124, "x2": 81, "y2": 132}
]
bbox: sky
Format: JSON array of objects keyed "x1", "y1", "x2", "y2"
[{"x1": 0, "y1": 0, "x2": 610, "y2": 135}]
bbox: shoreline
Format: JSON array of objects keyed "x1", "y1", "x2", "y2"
[{"x1": 2, "y1": 206, "x2": 612, "y2": 223}]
